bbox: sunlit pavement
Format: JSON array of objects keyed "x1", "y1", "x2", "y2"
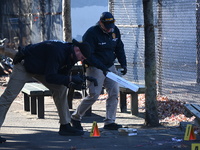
[{"x1": 0, "y1": 87, "x2": 197, "y2": 150}]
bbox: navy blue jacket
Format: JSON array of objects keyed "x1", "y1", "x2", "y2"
[
  {"x1": 83, "y1": 23, "x2": 127, "y2": 71},
  {"x1": 22, "y1": 40, "x2": 75, "y2": 86}
]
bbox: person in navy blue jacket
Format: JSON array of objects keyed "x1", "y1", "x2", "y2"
[
  {"x1": 0, "y1": 39, "x2": 91, "y2": 143},
  {"x1": 71, "y1": 12, "x2": 127, "y2": 131}
]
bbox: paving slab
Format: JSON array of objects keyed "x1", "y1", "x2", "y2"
[{"x1": 0, "y1": 86, "x2": 197, "y2": 150}]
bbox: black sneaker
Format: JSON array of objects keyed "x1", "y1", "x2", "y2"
[
  {"x1": 58, "y1": 123, "x2": 84, "y2": 136},
  {"x1": 0, "y1": 136, "x2": 6, "y2": 143},
  {"x1": 71, "y1": 119, "x2": 83, "y2": 130},
  {"x1": 103, "y1": 123, "x2": 122, "y2": 130}
]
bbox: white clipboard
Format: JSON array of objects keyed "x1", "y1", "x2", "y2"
[{"x1": 106, "y1": 72, "x2": 139, "y2": 92}]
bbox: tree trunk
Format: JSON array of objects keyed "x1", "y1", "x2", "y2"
[
  {"x1": 39, "y1": 0, "x2": 46, "y2": 41},
  {"x1": 62, "y1": 0, "x2": 72, "y2": 42},
  {"x1": 143, "y1": 0, "x2": 160, "y2": 127}
]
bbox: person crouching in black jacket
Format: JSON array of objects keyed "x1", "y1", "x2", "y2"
[{"x1": 0, "y1": 39, "x2": 91, "y2": 143}]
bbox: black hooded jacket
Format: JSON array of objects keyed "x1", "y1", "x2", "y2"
[
  {"x1": 82, "y1": 23, "x2": 127, "y2": 71},
  {"x1": 22, "y1": 40, "x2": 76, "y2": 86}
]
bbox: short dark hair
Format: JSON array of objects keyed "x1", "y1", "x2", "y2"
[{"x1": 72, "y1": 39, "x2": 91, "y2": 58}]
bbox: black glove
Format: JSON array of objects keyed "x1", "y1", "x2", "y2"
[
  {"x1": 103, "y1": 69, "x2": 110, "y2": 76},
  {"x1": 102, "y1": 66, "x2": 110, "y2": 76},
  {"x1": 71, "y1": 74, "x2": 85, "y2": 84},
  {"x1": 13, "y1": 50, "x2": 25, "y2": 65},
  {"x1": 85, "y1": 76, "x2": 98, "y2": 86},
  {"x1": 121, "y1": 66, "x2": 127, "y2": 75}
]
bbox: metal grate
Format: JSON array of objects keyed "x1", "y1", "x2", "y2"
[
  {"x1": 111, "y1": 0, "x2": 200, "y2": 104},
  {"x1": 110, "y1": 0, "x2": 145, "y2": 84},
  {"x1": 1, "y1": 0, "x2": 200, "y2": 104},
  {"x1": 0, "y1": 0, "x2": 63, "y2": 47}
]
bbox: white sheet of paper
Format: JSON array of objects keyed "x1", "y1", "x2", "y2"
[{"x1": 106, "y1": 72, "x2": 139, "y2": 92}]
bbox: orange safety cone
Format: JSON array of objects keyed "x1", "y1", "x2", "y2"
[
  {"x1": 189, "y1": 127, "x2": 196, "y2": 140},
  {"x1": 90, "y1": 121, "x2": 100, "y2": 137},
  {"x1": 184, "y1": 124, "x2": 196, "y2": 140}
]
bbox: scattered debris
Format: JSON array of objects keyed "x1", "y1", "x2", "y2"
[
  {"x1": 98, "y1": 93, "x2": 195, "y2": 125},
  {"x1": 171, "y1": 137, "x2": 183, "y2": 142},
  {"x1": 172, "y1": 144, "x2": 188, "y2": 148},
  {"x1": 118, "y1": 128, "x2": 137, "y2": 136},
  {"x1": 70, "y1": 146, "x2": 77, "y2": 150}
]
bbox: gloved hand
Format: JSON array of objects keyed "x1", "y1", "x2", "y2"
[
  {"x1": 121, "y1": 66, "x2": 127, "y2": 75},
  {"x1": 13, "y1": 50, "x2": 25, "y2": 65},
  {"x1": 71, "y1": 74, "x2": 85, "y2": 84},
  {"x1": 85, "y1": 76, "x2": 98, "y2": 86},
  {"x1": 103, "y1": 69, "x2": 110, "y2": 76}
]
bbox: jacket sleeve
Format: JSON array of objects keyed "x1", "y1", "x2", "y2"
[
  {"x1": 44, "y1": 44, "x2": 71, "y2": 86},
  {"x1": 114, "y1": 27, "x2": 127, "y2": 68}
]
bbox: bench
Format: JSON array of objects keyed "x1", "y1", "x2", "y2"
[
  {"x1": 119, "y1": 85, "x2": 145, "y2": 115},
  {"x1": 21, "y1": 64, "x2": 123, "y2": 118},
  {"x1": 184, "y1": 104, "x2": 200, "y2": 120},
  {"x1": 22, "y1": 82, "x2": 52, "y2": 118},
  {"x1": 22, "y1": 82, "x2": 84, "y2": 118}
]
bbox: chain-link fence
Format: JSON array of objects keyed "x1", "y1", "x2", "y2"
[
  {"x1": 0, "y1": 0, "x2": 63, "y2": 48},
  {"x1": 110, "y1": 0, "x2": 144, "y2": 84},
  {"x1": 110, "y1": 0, "x2": 199, "y2": 104},
  {"x1": 1, "y1": 0, "x2": 200, "y2": 104}
]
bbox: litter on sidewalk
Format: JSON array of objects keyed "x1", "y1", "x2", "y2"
[{"x1": 118, "y1": 128, "x2": 137, "y2": 136}]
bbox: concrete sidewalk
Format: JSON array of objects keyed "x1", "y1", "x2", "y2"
[{"x1": 0, "y1": 87, "x2": 197, "y2": 150}]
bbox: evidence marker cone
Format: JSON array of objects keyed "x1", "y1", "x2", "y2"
[
  {"x1": 184, "y1": 124, "x2": 196, "y2": 141},
  {"x1": 90, "y1": 121, "x2": 100, "y2": 137}
]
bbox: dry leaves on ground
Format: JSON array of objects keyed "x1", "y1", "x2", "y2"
[{"x1": 98, "y1": 93, "x2": 195, "y2": 124}]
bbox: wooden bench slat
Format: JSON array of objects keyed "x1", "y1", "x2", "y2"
[
  {"x1": 30, "y1": 82, "x2": 49, "y2": 91},
  {"x1": 120, "y1": 85, "x2": 145, "y2": 93},
  {"x1": 29, "y1": 83, "x2": 52, "y2": 96},
  {"x1": 190, "y1": 104, "x2": 200, "y2": 119},
  {"x1": 22, "y1": 87, "x2": 44, "y2": 96},
  {"x1": 191, "y1": 104, "x2": 200, "y2": 111},
  {"x1": 184, "y1": 104, "x2": 200, "y2": 120},
  {"x1": 22, "y1": 83, "x2": 51, "y2": 96}
]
